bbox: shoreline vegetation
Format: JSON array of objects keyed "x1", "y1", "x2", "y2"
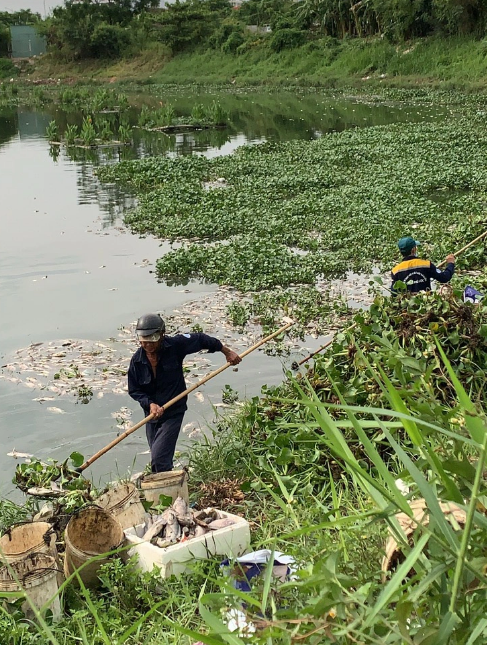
[
  {"x1": 3, "y1": 1, "x2": 487, "y2": 641},
  {"x1": 7, "y1": 35, "x2": 487, "y2": 91}
]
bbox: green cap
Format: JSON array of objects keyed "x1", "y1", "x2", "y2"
[{"x1": 398, "y1": 236, "x2": 420, "y2": 255}]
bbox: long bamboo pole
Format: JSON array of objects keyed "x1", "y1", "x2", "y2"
[
  {"x1": 437, "y1": 229, "x2": 487, "y2": 267},
  {"x1": 77, "y1": 321, "x2": 294, "y2": 473},
  {"x1": 292, "y1": 338, "x2": 334, "y2": 369}
]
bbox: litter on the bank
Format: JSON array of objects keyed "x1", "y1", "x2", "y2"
[
  {"x1": 221, "y1": 549, "x2": 296, "y2": 592},
  {"x1": 463, "y1": 285, "x2": 484, "y2": 304}
]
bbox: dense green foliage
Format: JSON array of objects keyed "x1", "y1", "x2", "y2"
[
  {"x1": 0, "y1": 58, "x2": 17, "y2": 78},
  {"x1": 7, "y1": 0, "x2": 487, "y2": 66}
]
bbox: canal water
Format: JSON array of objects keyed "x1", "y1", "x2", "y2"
[{"x1": 0, "y1": 90, "x2": 446, "y2": 495}]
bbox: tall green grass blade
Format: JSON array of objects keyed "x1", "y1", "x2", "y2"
[
  {"x1": 449, "y1": 430, "x2": 487, "y2": 613},
  {"x1": 434, "y1": 338, "x2": 486, "y2": 445},
  {"x1": 198, "y1": 601, "x2": 245, "y2": 644},
  {"x1": 119, "y1": 599, "x2": 167, "y2": 641},
  {"x1": 328, "y1": 470, "x2": 349, "y2": 560},
  {"x1": 408, "y1": 563, "x2": 451, "y2": 603},
  {"x1": 336, "y1": 403, "x2": 413, "y2": 515},
  {"x1": 167, "y1": 620, "x2": 232, "y2": 645},
  {"x1": 74, "y1": 569, "x2": 111, "y2": 645},
  {"x1": 286, "y1": 401, "x2": 477, "y2": 447},
  {"x1": 254, "y1": 477, "x2": 301, "y2": 529},
  {"x1": 364, "y1": 532, "x2": 430, "y2": 628},
  {"x1": 466, "y1": 618, "x2": 487, "y2": 645},
  {"x1": 376, "y1": 365, "x2": 423, "y2": 446},
  {"x1": 260, "y1": 547, "x2": 275, "y2": 616},
  {"x1": 431, "y1": 611, "x2": 459, "y2": 645},
  {"x1": 275, "y1": 510, "x2": 381, "y2": 540}
]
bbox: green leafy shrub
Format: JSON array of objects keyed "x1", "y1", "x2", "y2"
[
  {"x1": 190, "y1": 102, "x2": 206, "y2": 123},
  {"x1": 270, "y1": 28, "x2": 306, "y2": 52},
  {"x1": 64, "y1": 123, "x2": 79, "y2": 145},
  {"x1": 80, "y1": 116, "x2": 96, "y2": 145},
  {"x1": 45, "y1": 119, "x2": 59, "y2": 142},
  {"x1": 90, "y1": 22, "x2": 131, "y2": 59},
  {"x1": 207, "y1": 100, "x2": 228, "y2": 125},
  {"x1": 0, "y1": 58, "x2": 18, "y2": 79},
  {"x1": 221, "y1": 30, "x2": 245, "y2": 54}
]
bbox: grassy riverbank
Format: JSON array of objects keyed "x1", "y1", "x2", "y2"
[
  {"x1": 2, "y1": 288, "x2": 487, "y2": 643},
  {"x1": 29, "y1": 36, "x2": 487, "y2": 91}
]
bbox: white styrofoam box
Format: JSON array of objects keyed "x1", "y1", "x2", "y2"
[{"x1": 123, "y1": 509, "x2": 251, "y2": 578}]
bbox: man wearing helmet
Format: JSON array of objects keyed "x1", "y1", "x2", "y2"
[
  {"x1": 391, "y1": 236, "x2": 455, "y2": 293},
  {"x1": 128, "y1": 313, "x2": 241, "y2": 473}
]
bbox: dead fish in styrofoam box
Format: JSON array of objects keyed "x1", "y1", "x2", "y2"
[
  {"x1": 208, "y1": 518, "x2": 236, "y2": 530},
  {"x1": 173, "y1": 496, "x2": 193, "y2": 527},
  {"x1": 155, "y1": 537, "x2": 177, "y2": 548},
  {"x1": 194, "y1": 392, "x2": 204, "y2": 403},
  {"x1": 143, "y1": 516, "x2": 168, "y2": 542},
  {"x1": 46, "y1": 407, "x2": 66, "y2": 414},
  {"x1": 194, "y1": 509, "x2": 218, "y2": 526},
  {"x1": 164, "y1": 509, "x2": 181, "y2": 543},
  {"x1": 194, "y1": 525, "x2": 208, "y2": 538},
  {"x1": 7, "y1": 449, "x2": 34, "y2": 459}
]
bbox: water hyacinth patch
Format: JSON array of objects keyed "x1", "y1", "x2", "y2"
[{"x1": 98, "y1": 113, "x2": 487, "y2": 311}]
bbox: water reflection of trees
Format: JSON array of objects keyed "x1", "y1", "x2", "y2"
[
  {"x1": 62, "y1": 145, "x2": 137, "y2": 228},
  {"x1": 0, "y1": 108, "x2": 18, "y2": 148}
]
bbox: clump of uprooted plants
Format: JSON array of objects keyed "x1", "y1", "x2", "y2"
[{"x1": 212, "y1": 289, "x2": 487, "y2": 494}]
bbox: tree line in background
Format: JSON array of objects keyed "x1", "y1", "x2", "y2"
[{"x1": 2, "y1": 0, "x2": 487, "y2": 61}]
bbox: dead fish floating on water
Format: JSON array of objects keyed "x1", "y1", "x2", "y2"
[
  {"x1": 7, "y1": 449, "x2": 34, "y2": 459},
  {"x1": 46, "y1": 407, "x2": 66, "y2": 414}
]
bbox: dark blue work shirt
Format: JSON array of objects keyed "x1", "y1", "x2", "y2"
[
  {"x1": 128, "y1": 333, "x2": 223, "y2": 415},
  {"x1": 391, "y1": 255, "x2": 455, "y2": 293}
]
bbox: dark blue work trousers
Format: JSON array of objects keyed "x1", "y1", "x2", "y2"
[{"x1": 146, "y1": 411, "x2": 185, "y2": 473}]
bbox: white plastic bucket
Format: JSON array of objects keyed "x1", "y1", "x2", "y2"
[
  {"x1": 0, "y1": 522, "x2": 57, "y2": 564},
  {"x1": 0, "y1": 553, "x2": 62, "y2": 620},
  {"x1": 95, "y1": 483, "x2": 146, "y2": 530},
  {"x1": 140, "y1": 470, "x2": 189, "y2": 505},
  {"x1": 64, "y1": 507, "x2": 123, "y2": 587}
]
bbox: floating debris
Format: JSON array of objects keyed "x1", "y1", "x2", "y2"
[
  {"x1": 7, "y1": 450, "x2": 34, "y2": 460},
  {"x1": 46, "y1": 407, "x2": 66, "y2": 415}
]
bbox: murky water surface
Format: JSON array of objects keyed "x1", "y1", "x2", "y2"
[{"x1": 0, "y1": 90, "x2": 446, "y2": 495}]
